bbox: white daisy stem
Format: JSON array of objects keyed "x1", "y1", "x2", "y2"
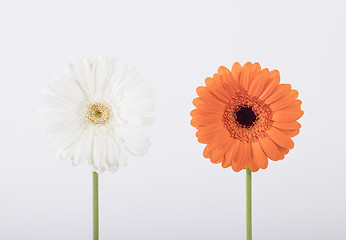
[
  {"x1": 246, "y1": 168, "x2": 252, "y2": 240},
  {"x1": 93, "y1": 171, "x2": 99, "y2": 240}
]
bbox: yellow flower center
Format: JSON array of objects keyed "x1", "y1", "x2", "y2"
[{"x1": 86, "y1": 103, "x2": 110, "y2": 125}]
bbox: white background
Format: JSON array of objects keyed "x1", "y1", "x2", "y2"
[{"x1": 1, "y1": 0, "x2": 345, "y2": 239}]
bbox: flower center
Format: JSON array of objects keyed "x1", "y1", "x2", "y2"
[
  {"x1": 86, "y1": 103, "x2": 110, "y2": 125},
  {"x1": 223, "y1": 93, "x2": 273, "y2": 143},
  {"x1": 234, "y1": 105, "x2": 258, "y2": 128},
  {"x1": 94, "y1": 110, "x2": 102, "y2": 119}
]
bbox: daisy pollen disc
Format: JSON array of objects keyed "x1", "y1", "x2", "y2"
[
  {"x1": 40, "y1": 56, "x2": 155, "y2": 173},
  {"x1": 191, "y1": 62, "x2": 303, "y2": 172},
  {"x1": 86, "y1": 103, "x2": 111, "y2": 125}
]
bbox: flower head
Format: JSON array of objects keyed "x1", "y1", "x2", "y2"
[
  {"x1": 191, "y1": 62, "x2": 303, "y2": 172},
  {"x1": 40, "y1": 56, "x2": 154, "y2": 173}
]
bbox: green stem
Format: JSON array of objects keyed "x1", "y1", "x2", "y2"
[
  {"x1": 246, "y1": 168, "x2": 252, "y2": 240},
  {"x1": 93, "y1": 171, "x2": 99, "y2": 240}
]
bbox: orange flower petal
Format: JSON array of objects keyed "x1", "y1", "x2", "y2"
[
  {"x1": 266, "y1": 127, "x2": 294, "y2": 149},
  {"x1": 242, "y1": 142, "x2": 254, "y2": 170},
  {"x1": 223, "y1": 140, "x2": 239, "y2": 168},
  {"x1": 205, "y1": 136, "x2": 229, "y2": 161},
  {"x1": 240, "y1": 62, "x2": 262, "y2": 92},
  {"x1": 248, "y1": 68, "x2": 269, "y2": 97},
  {"x1": 232, "y1": 141, "x2": 248, "y2": 172},
  {"x1": 193, "y1": 115, "x2": 222, "y2": 125},
  {"x1": 211, "y1": 148, "x2": 226, "y2": 162},
  {"x1": 270, "y1": 90, "x2": 299, "y2": 111},
  {"x1": 247, "y1": 158, "x2": 259, "y2": 172},
  {"x1": 272, "y1": 109, "x2": 304, "y2": 122},
  {"x1": 239, "y1": 62, "x2": 253, "y2": 91},
  {"x1": 221, "y1": 138, "x2": 237, "y2": 168},
  {"x1": 251, "y1": 141, "x2": 268, "y2": 169},
  {"x1": 190, "y1": 109, "x2": 199, "y2": 118},
  {"x1": 192, "y1": 107, "x2": 224, "y2": 124},
  {"x1": 196, "y1": 87, "x2": 225, "y2": 107},
  {"x1": 211, "y1": 156, "x2": 223, "y2": 164},
  {"x1": 281, "y1": 129, "x2": 300, "y2": 137},
  {"x1": 211, "y1": 137, "x2": 235, "y2": 161},
  {"x1": 207, "y1": 130, "x2": 230, "y2": 150},
  {"x1": 259, "y1": 137, "x2": 284, "y2": 161},
  {"x1": 265, "y1": 84, "x2": 292, "y2": 105},
  {"x1": 196, "y1": 86, "x2": 206, "y2": 97},
  {"x1": 218, "y1": 66, "x2": 232, "y2": 77},
  {"x1": 258, "y1": 71, "x2": 280, "y2": 100},
  {"x1": 190, "y1": 118, "x2": 199, "y2": 127},
  {"x1": 272, "y1": 121, "x2": 301, "y2": 130},
  {"x1": 218, "y1": 66, "x2": 239, "y2": 96},
  {"x1": 210, "y1": 139, "x2": 229, "y2": 164},
  {"x1": 197, "y1": 121, "x2": 224, "y2": 131},
  {"x1": 205, "y1": 77, "x2": 230, "y2": 103},
  {"x1": 192, "y1": 98, "x2": 203, "y2": 107},
  {"x1": 251, "y1": 62, "x2": 262, "y2": 75},
  {"x1": 197, "y1": 129, "x2": 220, "y2": 143},
  {"x1": 214, "y1": 73, "x2": 236, "y2": 100},
  {"x1": 192, "y1": 105, "x2": 224, "y2": 116},
  {"x1": 278, "y1": 146, "x2": 289, "y2": 155},
  {"x1": 231, "y1": 62, "x2": 242, "y2": 84},
  {"x1": 278, "y1": 99, "x2": 302, "y2": 112},
  {"x1": 191, "y1": 105, "x2": 224, "y2": 119},
  {"x1": 203, "y1": 144, "x2": 212, "y2": 158},
  {"x1": 269, "y1": 69, "x2": 280, "y2": 83}
]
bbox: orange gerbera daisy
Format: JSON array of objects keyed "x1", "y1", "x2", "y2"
[{"x1": 190, "y1": 62, "x2": 303, "y2": 172}]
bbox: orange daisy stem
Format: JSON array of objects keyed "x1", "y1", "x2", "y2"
[
  {"x1": 246, "y1": 168, "x2": 252, "y2": 240},
  {"x1": 93, "y1": 171, "x2": 99, "y2": 240}
]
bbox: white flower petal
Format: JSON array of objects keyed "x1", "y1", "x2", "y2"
[
  {"x1": 105, "y1": 136, "x2": 119, "y2": 166},
  {"x1": 121, "y1": 101, "x2": 155, "y2": 119},
  {"x1": 94, "y1": 56, "x2": 116, "y2": 94},
  {"x1": 53, "y1": 128, "x2": 84, "y2": 164},
  {"x1": 109, "y1": 62, "x2": 128, "y2": 96},
  {"x1": 72, "y1": 131, "x2": 90, "y2": 166},
  {"x1": 117, "y1": 127, "x2": 150, "y2": 157},
  {"x1": 92, "y1": 135, "x2": 102, "y2": 171},
  {"x1": 65, "y1": 58, "x2": 95, "y2": 94},
  {"x1": 119, "y1": 85, "x2": 154, "y2": 108},
  {"x1": 84, "y1": 131, "x2": 94, "y2": 166}
]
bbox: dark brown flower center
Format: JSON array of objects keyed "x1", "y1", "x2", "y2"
[
  {"x1": 234, "y1": 105, "x2": 258, "y2": 128},
  {"x1": 223, "y1": 93, "x2": 273, "y2": 143}
]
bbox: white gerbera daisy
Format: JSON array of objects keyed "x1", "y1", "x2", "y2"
[{"x1": 40, "y1": 56, "x2": 154, "y2": 173}]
